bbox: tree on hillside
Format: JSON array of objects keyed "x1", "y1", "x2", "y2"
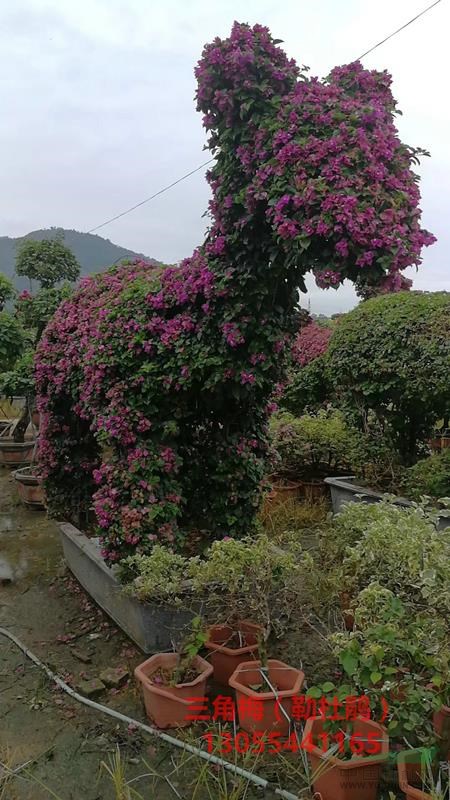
[
  {"x1": 15, "y1": 235, "x2": 80, "y2": 288},
  {"x1": 0, "y1": 273, "x2": 15, "y2": 311},
  {"x1": 0, "y1": 236, "x2": 81, "y2": 442}
]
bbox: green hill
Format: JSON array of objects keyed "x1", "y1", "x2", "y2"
[{"x1": 0, "y1": 228, "x2": 160, "y2": 291}]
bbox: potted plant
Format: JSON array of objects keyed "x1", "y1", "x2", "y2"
[
  {"x1": 397, "y1": 748, "x2": 449, "y2": 800},
  {"x1": 0, "y1": 420, "x2": 36, "y2": 467},
  {"x1": 303, "y1": 714, "x2": 389, "y2": 800},
  {"x1": 0, "y1": 355, "x2": 38, "y2": 465},
  {"x1": 269, "y1": 410, "x2": 360, "y2": 502},
  {"x1": 330, "y1": 585, "x2": 448, "y2": 746},
  {"x1": 265, "y1": 476, "x2": 303, "y2": 506},
  {"x1": 229, "y1": 637, "x2": 305, "y2": 736},
  {"x1": 134, "y1": 616, "x2": 213, "y2": 728},
  {"x1": 433, "y1": 701, "x2": 450, "y2": 760},
  {"x1": 441, "y1": 427, "x2": 450, "y2": 450},
  {"x1": 13, "y1": 465, "x2": 45, "y2": 508},
  {"x1": 190, "y1": 534, "x2": 303, "y2": 640},
  {"x1": 205, "y1": 620, "x2": 263, "y2": 685},
  {"x1": 1, "y1": 237, "x2": 79, "y2": 465}
]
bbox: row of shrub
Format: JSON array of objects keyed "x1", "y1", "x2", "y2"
[
  {"x1": 284, "y1": 291, "x2": 450, "y2": 468},
  {"x1": 123, "y1": 498, "x2": 449, "y2": 747},
  {"x1": 269, "y1": 407, "x2": 450, "y2": 501}
]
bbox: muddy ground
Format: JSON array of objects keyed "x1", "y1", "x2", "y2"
[{"x1": 1, "y1": 469, "x2": 309, "y2": 800}]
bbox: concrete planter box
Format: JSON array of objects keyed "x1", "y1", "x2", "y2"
[
  {"x1": 59, "y1": 522, "x2": 194, "y2": 653},
  {"x1": 324, "y1": 476, "x2": 449, "y2": 531}
]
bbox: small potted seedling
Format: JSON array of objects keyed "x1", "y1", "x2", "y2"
[
  {"x1": 205, "y1": 619, "x2": 263, "y2": 685},
  {"x1": 134, "y1": 616, "x2": 213, "y2": 729},
  {"x1": 229, "y1": 633, "x2": 305, "y2": 736},
  {"x1": 398, "y1": 747, "x2": 449, "y2": 800},
  {"x1": 303, "y1": 713, "x2": 389, "y2": 800},
  {"x1": 433, "y1": 698, "x2": 450, "y2": 761}
]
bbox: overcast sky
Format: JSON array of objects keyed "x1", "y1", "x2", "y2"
[{"x1": 0, "y1": 0, "x2": 448, "y2": 314}]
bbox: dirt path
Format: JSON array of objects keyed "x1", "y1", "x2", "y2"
[
  {"x1": 0, "y1": 469, "x2": 292, "y2": 800},
  {"x1": 0, "y1": 469, "x2": 195, "y2": 799}
]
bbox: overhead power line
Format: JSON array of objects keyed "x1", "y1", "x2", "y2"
[
  {"x1": 87, "y1": 158, "x2": 214, "y2": 234},
  {"x1": 356, "y1": 0, "x2": 442, "y2": 60},
  {"x1": 86, "y1": 0, "x2": 442, "y2": 235}
]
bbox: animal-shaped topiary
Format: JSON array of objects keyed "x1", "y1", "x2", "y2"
[{"x1": 35, "y1": 23, "x2": 434, "y2": 561}]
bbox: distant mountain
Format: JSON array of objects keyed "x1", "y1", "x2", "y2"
[{"x1": 0, "y1": 228, "x2": 161, "y2": 291}]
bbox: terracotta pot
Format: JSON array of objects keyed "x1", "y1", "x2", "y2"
[
  {"x1": 134, "y1": 652, "x2": 213, "y2": 729},
  {"x1": 303, "y1": 715, "x2": 389, "y2": 800},
  {"x1": 433, "y1": 703, "x2": 450, "y2": 759},
  {"x1": 0, "y1": 439, "x2": 36, "y2": 467},
  {"x1": 301, "y1": 480, "x2": 327, "y2": 501},
  {"x1": 428, "y1": 437, "x2": 442, "y2": 452},
  {"x1": 441, "y1": 436, "x2": 450, "y2": 449},
  {"x1": 339, "y1": 592, "x2": 354, "y2": 631},
  {"x1": 397, "y1": 749, "x2": 433, "y2": 800},
  {"x1": 229, "y1": 659, "x2": 305, "y2": 736},
  {"x1": 205, "y1": 621, "x2": 263, "y2": 685},
  {"x1": 266, "y1": 477, "x2": 302, "y2": 506},
  {"x1": 13, "y1": 466, "x2": 45, "y2": 508}
]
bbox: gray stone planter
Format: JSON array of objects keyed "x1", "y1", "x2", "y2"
[
  {"x1": 59, "y1": 523, "x2": 194, "y2": 652},
  {"x1": 324, "y1": 476, "x2": 449, "y2": 531}
]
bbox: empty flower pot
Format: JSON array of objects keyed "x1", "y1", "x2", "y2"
[
  {"x1": 13, "y1": 466, "x2": 45, "y2": 508},
  {"x1": 229, "y1": 659, "x2": 305, "y2": 736},
  {"x1": 397, "y1": 749, "x2": 433, "y2": 800},
  {"x1": 303, "y1": 715, "x2": 389, "y2": 800},
  {"x1": 205, "y1": 621, "x2": 263, "y2": 685},
  {"x1": 134, "y1": 652, "x2": 213, "y2": 729}
]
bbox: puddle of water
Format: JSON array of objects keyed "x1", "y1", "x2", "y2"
[{"x1": 0, "y1": 470, "x2": 61, "y2": 583}]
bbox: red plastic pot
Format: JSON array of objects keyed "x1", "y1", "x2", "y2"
[
  {"x1": 229, "y1": 659, "x2": 305, "y2": 736},
  {"x1": 205, "y1": 621, "x2": 263, "y2": 685},
  {"x1": 433, "y1": 703, "x2": 450, "y2": 759},
  {"x1": 303, "y1": 715, "x2": 389, "y2": 800},
  {"x1": 134, "y1": 652, "x2": 213, "y2": 729},
  {"x1": 397, "y1": 749, "x2": 433, "y2": 800}
]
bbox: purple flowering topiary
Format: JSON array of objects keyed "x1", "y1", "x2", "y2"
[
  {"x1": 292, "y1": 320, "x2": 332, "y2": 367},
  {"x1": 36, "y1": 22, "x2": 435, "y2": 561}
]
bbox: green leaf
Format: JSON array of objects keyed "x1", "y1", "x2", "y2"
[
  {"x1": 340, "y1": 652, "x2": 358, "y2": 676},
  {"x1": 306, "y1": 686, "x2": 322, "y2": 699},
  {"x1": 370, "y1": 671, "x2": 382, "y2": 685}
]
